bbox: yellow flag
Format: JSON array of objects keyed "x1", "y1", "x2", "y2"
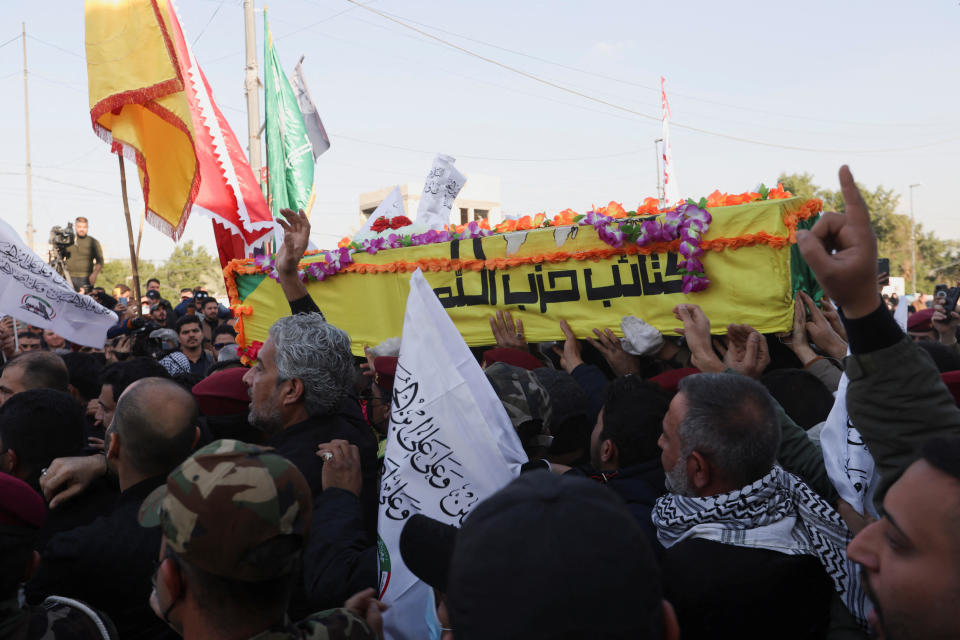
[{"x1": 85, "y1": 0, "x2": 198, "y2": 239}]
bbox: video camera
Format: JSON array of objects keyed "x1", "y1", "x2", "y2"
[
  {"x1": 127, "y1": 316, "x2": 166, "y2": 360},
  {"x1": 49, "y1": 222, "x2": 75, "y2": 258}
]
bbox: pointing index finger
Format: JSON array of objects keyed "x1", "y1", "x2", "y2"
[{"x1": 838, "y1": 165, "x2": 870, "y2": 228}]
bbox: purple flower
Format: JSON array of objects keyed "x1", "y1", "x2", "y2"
[
  {"x1": 362, "y1": 237, "x2": 387, "y2": 255},
  {"x1": 411, "y1": 230, "x2": 452, "y2": 246},
  {"x1": 596, "y1": 223, "x2": 624, "y2": 248},
  {"x1": 583, "y1": 210, "x2": 612, "y2": 228},
  {"x1": 637, "y1": 219, "x2": 673, "y2": 245},
  {"x1": 384, "y1": 234, "x2": 405, "y2": 249},
  {"x1": 681, "y1": 275, "x2": 710, "y2": 294}
]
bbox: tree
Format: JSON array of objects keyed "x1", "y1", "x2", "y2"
[
  {"x1": 94, "y1": 241, "x2": 223, "y2": 302},
  {"x1": 778, "y1": 172, "x2": 960, "y2": 291},
  {"x1": 157, "y1": 241, "x2": 223, "y2": 299}
]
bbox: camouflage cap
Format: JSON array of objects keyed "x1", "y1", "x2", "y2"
[
  {"x1": 484, "y1": 362, "x2": 553, "y2": 448},
  {"x1": 139, "y1": 439, "x2": 312, "y2": 582}
]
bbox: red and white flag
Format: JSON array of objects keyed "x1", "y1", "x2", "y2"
[
  {"x1": 165, "y1": 2, "x2": 275, "y2": 266},
  {"x1": 661, "y1": 77, "x2": 680, "y2": 206}
]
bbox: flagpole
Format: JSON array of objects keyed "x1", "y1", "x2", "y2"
[
  {"x1": 135, "y1": 209, "x2": 145, "y2": 261},
  {"x1": 654, "y1": 137, "x2": 664, "y2": 209},
  {"x1": 117, "y1": 156, "x2": 143, "y2": 317},
  {"x1": 243, "y1": 0, "x2": 262, "y2": 186}
]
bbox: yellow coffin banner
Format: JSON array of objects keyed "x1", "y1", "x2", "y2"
[{"x1": 226, "y1": 197, "x2": 820, "y2": 356}]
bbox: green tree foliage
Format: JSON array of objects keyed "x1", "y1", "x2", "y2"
[
  {"x1": 97, "y1": 241, "x2": 223, "y2": 302},
  {"x1": 778, "y1": 172, "x2": 960, "y2": 291}
]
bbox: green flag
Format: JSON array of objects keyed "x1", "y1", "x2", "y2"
[{"x1": 264, "y1": 12, "x2": 314, "y2": 219}]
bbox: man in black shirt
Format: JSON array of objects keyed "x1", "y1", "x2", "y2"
[
  {"x1": 27, "y1": 377, "x2": 198, "y2": 640},
  {"x1": 65, "y1": 217, "x2": 104, "y2": 291}
]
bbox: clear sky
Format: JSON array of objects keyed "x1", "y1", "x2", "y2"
[{"x1": 0, "y1": 0, "x2": 957, "y2": 262}]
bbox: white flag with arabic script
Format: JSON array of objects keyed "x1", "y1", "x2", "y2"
[
  {"x1": 415, "y1": 154, "x2": 466, "y2": 229},
  {"x1": 377, "y1": 269, "x2": 526, "y2": 639},
  {"x1": 0, "y1": 219, "x2": 116, "y2": 348}
]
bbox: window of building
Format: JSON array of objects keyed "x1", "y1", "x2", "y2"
[
  {"x1": 361, "y1": 208, "x2": 377, "y2": 220},
  {"x1": 460, "y1": 208, "x2": 469, "y2": 224},
  {"x1": 474, "y1": 209, "x2": 489, "y2": 221}
]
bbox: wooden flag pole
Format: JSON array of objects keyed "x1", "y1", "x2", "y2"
[
  {"x1": 135, "y1": 208, "x2": 145, "y2": 262},
  {"x1": 118, "y1": 155, "x2": 142, "y2": 317}
]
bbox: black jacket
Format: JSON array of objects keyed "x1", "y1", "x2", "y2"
[
  {"x1": 27, "y1": 475, "x2": 178, "y2": 640},
  {"x1": 661, "y1": 538, "x2": 832, "y2": 640},
  {"x1": 588, "y1": 458, "x2": 665, "y2": 548}
]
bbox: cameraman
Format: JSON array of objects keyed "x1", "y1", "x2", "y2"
[{"x1": 64, "y1": 217, "x2": 104, "y2": 291}]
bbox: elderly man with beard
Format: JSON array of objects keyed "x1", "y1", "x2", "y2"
[
  {"x1": 652, "y1": 371, "x2": 867, "y2": 640},
  {"x1": 243, "y1": 208, "x2": 379, "y2": 543}
]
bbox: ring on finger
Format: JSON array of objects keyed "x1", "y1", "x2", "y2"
[{"x1": 321, "y1": 452, "x2": 334, "y2": 462}]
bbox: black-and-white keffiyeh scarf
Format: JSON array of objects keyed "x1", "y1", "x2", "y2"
[{"x1": 652, "y1": 465, "x2": 867, "y2": 625}]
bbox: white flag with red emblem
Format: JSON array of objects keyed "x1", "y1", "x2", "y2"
[{"x1": 376, "y1": 269, "x2": 526, "y2": 639}]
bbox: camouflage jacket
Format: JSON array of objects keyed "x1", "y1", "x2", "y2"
[
  {"x1": 0, "y1": 595, "x2": 118, "y2": 640},
  {"x1": 248, "y1": 609, "x2": 376, "y2": 640}
]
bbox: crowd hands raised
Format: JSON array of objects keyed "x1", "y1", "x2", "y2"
[{"x1": 1, "y1": 167, "x2": 958, "y2": 640}]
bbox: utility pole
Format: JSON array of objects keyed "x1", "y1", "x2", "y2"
[
  {"x1": 243, "y1": 0, "x2": 262, "y2": 186},
  {"x1": 23, "y1": 23, "x2": 34, "y2": 252},
  {"x1": 909, "y1": 183, "x2": 921, "y2": 295},
  {"x1": 654, "y1": 138, "x2": 664, "y2": 209}
]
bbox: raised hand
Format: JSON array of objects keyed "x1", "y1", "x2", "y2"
[
  {"x1": 552, "y1": 319, "x2": 584, "y2": 374},
  {"x1": 724, "y1": 324, "x2": 770, "y2": 379},
  {"x1": 799, "y1": 291, "x2": 848, "y2": 360},
  {"x1": 672, "y1": 304, "x2": 724, "y2": 373},
  {"x1": 586, "y1": 327, "x2": 641, "y2": 377},
  {"x1": 276, "y1": 208, "x2": 311, "y2": 277},
  {"x1": 797, "y1": 166, "x2": 879, "y2": 319},
  {"x1": 489, "y1": 310, "x2": 527, "y2": 351}
]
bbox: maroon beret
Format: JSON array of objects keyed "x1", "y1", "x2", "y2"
[
  {"x1": 941, "y1": 370, "x2": 960, "y2": 406},
  {"x1": 481, "y1": 348, "x2": 542, "y2": 371},
  {"x1": 192, "y1": 367, "x2": 250, "y2": 416},
  {"x1": 908, "y1": 307, "x2": 935, "y2": 333},
  {"x1": 650, "y1": 367, "x2": 701, "y2": 394},
  {"x1": 374, "y1": 356, "x2": 399, "y2": 393},
  {"x1": 0, "y1": 473, "x2": 46, "y2": 529}
]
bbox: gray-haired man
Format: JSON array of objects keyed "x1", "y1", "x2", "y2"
[{"x1": 241, "y1": 288, "x2": 379, "y2": 550}]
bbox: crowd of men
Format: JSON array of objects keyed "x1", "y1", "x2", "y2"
[{"x1": 1, "y1": 166, "x2": 958, "y2": 640}]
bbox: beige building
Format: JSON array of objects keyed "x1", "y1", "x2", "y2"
[{"x1": 359, "y1": 173, "x2": 502, "y2": 227}]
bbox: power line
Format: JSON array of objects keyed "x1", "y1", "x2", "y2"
[
  {"x1": 332, "y1": 134, "x2": 643, "y2": 162},
  {"x1": 371, "y1": 8, "x2": 947, "y2": 130},
  {"x1": 33, "y1": 174, "x2": 116, "y2": 196},
  {"x1": 343, "y1": 0, "x2": 960, "y2": 154},
  {"x1": 26, "y1": 34, "x2": 83, "y2": 59},
  {"x1": 0, "y1": 33, "x2": 21, "y2": 50},
  {"x1": 192, "y1": 3, "x2": 224, "y2": 46}
]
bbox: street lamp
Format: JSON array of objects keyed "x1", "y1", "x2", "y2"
[{"x1": 909, "y1": 183, "x2": 921, "y2": 295}]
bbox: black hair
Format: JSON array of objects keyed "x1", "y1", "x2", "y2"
[
  {"x1": 100, "y1": 357, "x2": 170, "y2": 402},
  {"x1": 3, "y1": 352, "x2": 68, "y2": 393},
  {"x1": 61, "y1": 352, "x2": 104, "y2": 401},
  {"x1": 176, "y1": 314, "x2": 202, "y2": 334},
  {"x1": 0, "y1": 389, "x2": 85, "y2": 483},
  {"x1": 600, "y1": 376, "x2": 671, "y2": 467},
  {"x1": 212, "y1": 325, "x2": 237, "y2": 339},
  {"x1": 761, "y1": 368, "x2": 835, "y2": 430},
  {"x1": 678, "y1": 374, "x2": 781, "y2": 488},
  {"x1": 916, "y1": 341, "x2": 960, "y2": 374},
  {"x1": 180, "y1": 287, "x2": 193, "y2": 294},
  {"x1": 146, "y1": 278, "x2": 161, "y2": 286},
  {"x1": 920, "y1": 437, "x2": 960, "y2": 483}
]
